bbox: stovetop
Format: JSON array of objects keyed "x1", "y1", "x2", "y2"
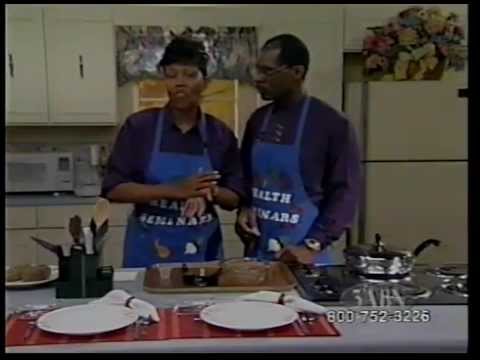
[{"x1": 292, "y1": 264, "x2": 468, "y2": 306}]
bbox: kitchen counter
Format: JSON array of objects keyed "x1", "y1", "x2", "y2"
[
  {"x1": 5, "y1": 268, "x2": 468, "y2": 353},
  {"x1": 6, "y1": 193, "x2": 98, "y2": 207}
]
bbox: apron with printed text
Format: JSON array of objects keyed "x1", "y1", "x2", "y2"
[
  {"x1": 250, "y1": 97, "x2": 333, "y2": 265},
  {"x1": 123, "y1": 110, "x2": 223, "y2": 268}
]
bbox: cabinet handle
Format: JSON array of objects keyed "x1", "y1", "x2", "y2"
[
  {"x1": 79, "y1": 55, "x2": 84, "y2": 79},
  {"x1": 8, "y1": 53, "x2": 14, "y2": 78}
]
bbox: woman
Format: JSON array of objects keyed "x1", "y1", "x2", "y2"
[{"x1": 102, "y1": 37, "x2": 243, "y2": 267}]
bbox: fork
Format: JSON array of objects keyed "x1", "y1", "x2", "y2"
[
  {"x1": 23, "y1": 321, "x2": 37, "y2": 341},
  {"x1": 134, "y1": 316, "x2": 153, "y2": 340},
  {"x1": 300, "y1": 313, "x2": 320, "y2": 324}
]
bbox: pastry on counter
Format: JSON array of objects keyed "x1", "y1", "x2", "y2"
[{"x1": 6, "y1": 264, "x2": 51, "y2": 282}]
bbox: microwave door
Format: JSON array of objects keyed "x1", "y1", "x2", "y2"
[{"x1": 7, "y1": 161, "x2": 52, "y2": 192}]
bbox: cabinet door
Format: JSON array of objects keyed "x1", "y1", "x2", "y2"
[
  {"x1": 6, "y1": 230, "x2": 39, "y2": 266},
  {"x1": 35, "y1": 229, "x2": 68, "y2": 265},
  {"x1": 44, "y1": 13, "x2": 116, "y2": 125},
  {"x1": 6, "y1": 6, "x2": 48, "y2": 124},
  {"x1": 100, "y1": 227, "x2": 126, "y2": 269}
]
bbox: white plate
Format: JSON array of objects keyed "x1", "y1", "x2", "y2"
[
  {"x1": 6, "y1": 266, "x2": 59, "y2": 289},
  {"x1": 199, "y1": 301, "x2": 298, "y2": 331},
  {"x1": 37, "y1": 304, "x2": 138, "y2": 336}
]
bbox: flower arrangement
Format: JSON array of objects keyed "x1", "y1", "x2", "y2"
[{"x1": 362, "y1": 6, "x2": 467, "y2": 81}]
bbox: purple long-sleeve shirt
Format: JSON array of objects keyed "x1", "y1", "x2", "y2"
[
  {"x1": 241, "y1": 96, "x2": 361, "y2": 245},
  {"x1": 102, "y1": 107, "x2": 245, "y2": 205}
]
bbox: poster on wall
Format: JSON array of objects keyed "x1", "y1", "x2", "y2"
[{"x1": 116, "y1": 26, "x2": 258, "y2": 86}]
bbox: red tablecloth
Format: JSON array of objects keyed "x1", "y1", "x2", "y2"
[{"x1": 6, "y1": 309, "x2": 340, "y2": 347}]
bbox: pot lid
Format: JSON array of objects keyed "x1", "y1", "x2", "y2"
[{"x1": 344, "y1": 234, "x2": 411, "y2": 259}]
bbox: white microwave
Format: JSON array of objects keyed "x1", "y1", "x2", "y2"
[{"x1": 6, "y1": 152, "x2": 74, "y2": 193}]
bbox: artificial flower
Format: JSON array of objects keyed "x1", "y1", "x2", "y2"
[
  {"x1": 366, "y1": 54, "x2": 386, "y2": 69},
  {"x1": 398, "y1": 28, "x2": 418, "y2": 46},
  {"x1": 417, "y1": 9, "x2": 429, "y2": 21},
  {"x1": 426, "y1": 6, "x2": 442, "y2": 16},
  {"x1": 394, "y1": 59, "x2": 409, "y2": 80},
  {"x1": 384, "y1": 17, "x2": 401, "y2": 33},
  {"x1": 362, "y1": 6, "x2": 466, "y2": 80},
  {"x1": 425, "y1": 14, "x2": 447, "y2": 35},
  {"x1": 364, "y1": 35, "x2": 394, "y2": 54},
  {"x1": 423, "y1": 56, "x2": 439, "y2": 71},
  {"x1": 398, "y1": 52, "x2": 413, "y2": 62}
]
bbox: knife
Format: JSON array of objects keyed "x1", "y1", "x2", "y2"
[
  {"x1": 30, "y1": 236, "x2": 63, "y2": 258},
  {"x1": 83, "y1": 227, "x2": 95, "y2": 255},
  {"x1": 68, "y1": 215, "x2": 84, "y2": 245},
  {"x1": 92, "y1": 198, "x2": 110, "y2": 254},
  {"x1": 94, "y1": 220, "x2": 109, "y2": 254}
]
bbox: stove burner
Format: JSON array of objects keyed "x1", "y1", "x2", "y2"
[
  {"x1": 360, "y1": 276, "x2": 412, "y2": 284},
  {"x1": 302, "y1": 268, "x2": 322, "y2": 279},
  {"x1": 354, "y1": 272, "x2": 411, "y2": 281},
  {"x1": 441, "y1": 281, "x2": 468, "y2": 298},
  {"x1": 426, "y1": 265, "x2": 468, "y2": 279},
  {"x1": 396, "y1": 283, "x2": 432, "y2": 299},
  {"x1": 312, "y1": 280, "x2": 338, "y2": 296},
  {"x1": 340, "y1": 282, "x2": 431, "y2": 307}
]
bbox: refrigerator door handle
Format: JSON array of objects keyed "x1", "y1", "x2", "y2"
[{"x1": 458, "y1": 88, "x2": 468, "y2": 98}]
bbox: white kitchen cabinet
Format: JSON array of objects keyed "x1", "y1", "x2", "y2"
[
  {"x1": 35, "y1": 227, "x2": 127, "y2": 267},
  {"x1": 35, "y1": 228, "x2": 68, "y2": 265},
  {"x1": 44, "y1": 8, "x2": 116, "y2": 125},
  {"x1": 37, "y1": 205, "x2": 94, "y2": 228},
  {"x1": 6, "y1": 207, "x2": 37, "y2": 229},
  {"x1": 36, "y1": 203, "x2": 131, "y2": 228},
  {"x1": 6, "y1": 230, "x2": 40, "y2": 266},
  {"x1": 6, "y1": 6, "x2": 49, "y2": 125},
  {"x1": 222, "y1": 224, "x2": 243, "y2": 259},
  {"x1": 100, "y1": 226, "x2": 126, "y2": 268}
]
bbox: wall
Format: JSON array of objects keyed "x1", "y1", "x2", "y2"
[
  {"x1": 7, "y1": 4, "x2": 343, "y2": 147},
  {"x1": 7, "y1": 4, "x2": 468, "y2": 145}
]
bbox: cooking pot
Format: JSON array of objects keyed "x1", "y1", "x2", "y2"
[{"x1": 344, "y1": 233, "x2": 441, "y2": 278}]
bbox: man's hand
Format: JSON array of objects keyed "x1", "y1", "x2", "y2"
[
  {"x1": 276, "y1": 245, "x2": 320, "y2": 265},
  {"x1": 235, "y1": 207, "x2": 261, "y2": 237},
  {"x1": 169, "y1": 172, "x2": 221, "y2": 200},
  {"x1": 235, "y1": 207, "x2": 261, "y2": 256}
]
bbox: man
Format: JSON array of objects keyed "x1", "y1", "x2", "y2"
[{"x1": 236, "y1": 34, "x2": 361, "y2": 265}]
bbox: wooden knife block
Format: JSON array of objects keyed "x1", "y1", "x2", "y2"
[{"x1": 55, "y1": 249, "x2": 113, "y2": 299}]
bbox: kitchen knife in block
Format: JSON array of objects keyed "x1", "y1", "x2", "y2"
[
  {"x1": 94, "y1": 221, "x2": 110, "y2": 254},
  {"x1": 30, "y1": 236, "x2": 63, "y2": 258},
  {"x1": 91, "y1": 198, "x2": 110, "y2": 253},
  {"x1": 68, "y1": 215, "x2": 84, "y2": 246}
]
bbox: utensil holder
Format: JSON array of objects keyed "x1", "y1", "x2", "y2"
[{"x1": 55, "y1": 248, "x2": 113, "y2": 299}]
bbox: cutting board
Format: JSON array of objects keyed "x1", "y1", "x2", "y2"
[{"x1": 143, "y1": 262, "x2": 297, "y2": 293}]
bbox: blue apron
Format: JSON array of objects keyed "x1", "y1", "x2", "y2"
[
  {"x1": 250, "y1": 97, "x2": 333, "y2": 265},
  {"x1": 122, "y1": 110, "x2": 223, "y2": 268}
]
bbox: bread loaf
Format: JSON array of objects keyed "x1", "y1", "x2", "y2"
[{"x1": 219, "y1": 259, "x2": 268, "y2": 286}]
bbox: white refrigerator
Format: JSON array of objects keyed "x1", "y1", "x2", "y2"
[{"x1": 345, "y1": 81, "x2": 468, "y2": 265}]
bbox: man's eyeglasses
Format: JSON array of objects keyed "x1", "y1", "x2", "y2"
[{"x1": 249, "y1": 65, "x2": 289, "y2": 79}]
